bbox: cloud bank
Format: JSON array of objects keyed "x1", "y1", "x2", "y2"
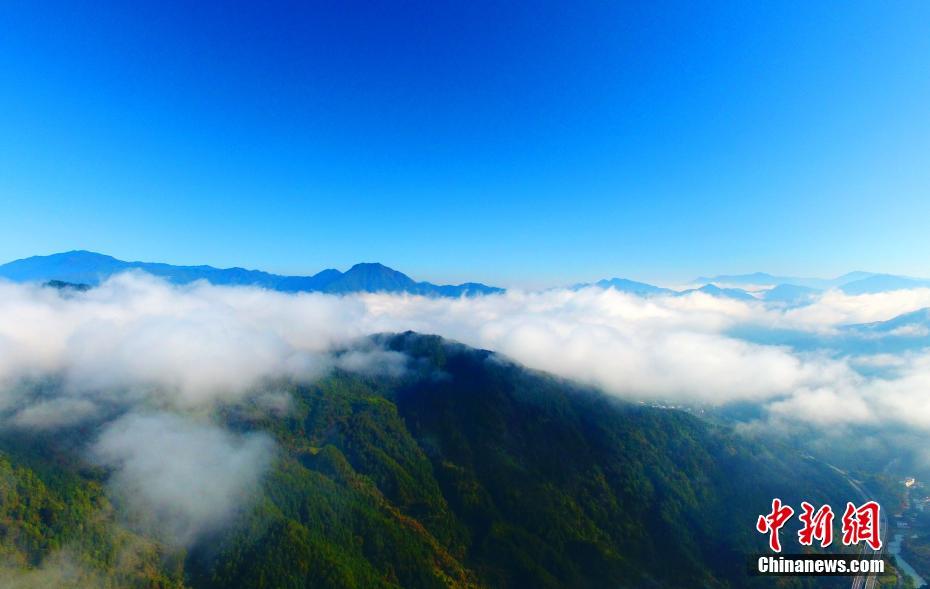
[
  {"x1": 2, "y1": 273, "x2": 930, "y2": 428},
  {"x1": 3, "y1": 272, "x2": 930, "y2": 544}
]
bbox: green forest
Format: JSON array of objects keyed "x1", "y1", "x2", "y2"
[{"x1": 0, "y1": 333, "x2": 861, "y2": 588}]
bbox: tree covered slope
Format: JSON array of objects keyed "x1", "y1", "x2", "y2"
[{"x1": 0, "y1": 333, "x2": 851, "y2": 588}]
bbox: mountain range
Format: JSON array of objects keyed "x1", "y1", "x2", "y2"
[
  {"x1": 695, "y1": 270, "x2": 930, "y2": 294},
  {"x1": 730, "y1": 305, "x2": 930, "y2": 358},
  {"x1": 581, "y1": 271, "x2": 930, "y2": 303},
  {"x1": 4, "y1": 251, "x2": 930, "y2": 302},
  {"x1": 0, "y1": 251, "x2": 503, "y2": 297},
  {"x1": 572, "y1": 280, "x2": 764, "y2": 302},
  {"x1": 693, "y1": 271, "x2": 876, "y2": 289}
]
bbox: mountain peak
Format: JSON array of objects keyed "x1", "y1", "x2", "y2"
[
  {"x1": 346, "y1": 262, "x2": 403, "y2": 274},
  {"x1": 333, "y1": 262, "x2": 417, "y2": 293},
  {"x1": 575, "y1": 277, "x2": 674, "y2": 296},
  {"x1": 678, "y1": 283, "x2": 757, "y2": 301},
  {"x1": 45, "y1": 250, "x2": 118, "y2": 261}
]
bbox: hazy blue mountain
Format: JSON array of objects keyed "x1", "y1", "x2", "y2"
[
  {"x1": 0, "y1": 251, "x2": 503, "y2": 297},
  {"x1": 696, "y1": 270, "x2": 930, "y2": 295},
  {"x1": 694, "y1": 271, "x2": 799, "y2": 287},
  {"x1": 830, "y1": 271, "x2": 877, "y2": 285},
  {"x1": 575, "y1": 278, "x2": 760, "y2": 301},
  {"x1": 573, "y1": 277, "x2": 675, "y2": 296},
  {"x1": 1, "y1": 250, "x2": 290, "y2": 288},
  {"x1": 695, "y1": 271, "x2": 875, "y2": 289},
  {"x1": 761, "y1": 283, "x2": 821, "y2": 305},
  {"x1": 677, "y1": 284, "x2": 757, "y2": 301},
  {"x1": 845, "y1": 307, "x2": 930, "y2": 335},
  {"x1": 731, "y1": 307, "x2": 930, "y2": 359},
  {"x1": 839, "y1": 273, "x2": 930, "y2": 295},
  {"x1": 828, "y1": 307, "x2": 930, "y2": 356}
]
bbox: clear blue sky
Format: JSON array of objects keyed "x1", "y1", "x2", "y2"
[{"x1": 1, "y1": 1, "x2": 928, "y2": 287}]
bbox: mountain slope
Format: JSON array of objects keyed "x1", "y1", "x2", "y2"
[
  {"x1": 0, "y1": 333, "x2": 854, "y2": 588},
  {"x1": 0, "y1": 251, "x2": 503, "y2": 297},
  {"x1": 0, "y1": 441, "x2": 185, "y2": 588},
  {"x1": 846, "y1": 307, "x2": 930, "y2": 334},
  {"x1": 191, "y1": 333, "x2": 849, "y2": 588}
]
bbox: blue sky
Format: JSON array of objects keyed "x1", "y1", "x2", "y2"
[{"x1": 1, "y1": 1, "x2": 928, "y2": 287}]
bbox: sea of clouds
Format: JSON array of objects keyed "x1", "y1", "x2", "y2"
[{"x1": 3, "y1": 271, "x2": 930, "y2": 546}]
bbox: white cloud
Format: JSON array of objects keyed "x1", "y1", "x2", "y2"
[
  {"x1": 779, "y1": 287, "x2": 930, "y2": 329},
  {"x1": 1, "y1": 272, "x2": 930, "y2": 485},
  {"x1": 0, "y1": 276, "x2": 925, "y2": 409},
  {"x1": 90, "y1": 411, "x2": 275, "y2": 547}
]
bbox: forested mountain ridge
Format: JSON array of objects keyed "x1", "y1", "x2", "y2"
[{"x1": 0, "y1": 333, "x2": 852, "y2": 588}]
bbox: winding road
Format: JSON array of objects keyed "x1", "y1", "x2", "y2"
[{"x1": 841, "y1": 471, "x2": 887, "y2": 589}]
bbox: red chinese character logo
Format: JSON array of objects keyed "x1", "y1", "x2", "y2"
[
  {"x1": 841, "y1": 501, "x2": 882, "y2": 550},
  {"x1": 797, "y1": 502, "x2": 834, "y2": 547},
  {"x1": 756, "y1": 498, "x2": 794, "y2": 552}
]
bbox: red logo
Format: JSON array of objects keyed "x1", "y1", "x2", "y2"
[
  {"x1": 841, "y1": 501, "x2": 882, "y2": 550},
  {"x1": 756, "y1": 498, "x2": 794, "y2": 552},
  {"x1": 756, "y1": 499, "x2": 881, "y2": 552},
  {"x1": 798, "y1": 502, "x2": 834, "y2": 547}
]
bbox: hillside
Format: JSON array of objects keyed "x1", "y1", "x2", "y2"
[{"x1": 0, "y1": 333, "x2": 853, "y2": 588}]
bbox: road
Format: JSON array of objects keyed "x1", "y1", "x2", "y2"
[
  {"x1": 798, "y1": 457, "x2": 890, "y2": 589},
  {"x1": 842, "y1": 472, "x2": 887, "y2": 589}
]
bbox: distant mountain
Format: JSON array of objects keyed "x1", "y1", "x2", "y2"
[
  {"x1": 573, "y1": 277, "x2": 675, "y2": 296},
  {"x1": 829, "y1": 271, "x2": 877, "y2": 285},
  {"x1": 695, "y1": 271, "x2": 876, "y2": 289},
  {"x1": 828, "y1": 307, "x2": 930, "y2": 355},
  {"x1": 733, "y1": 307, "x2": 930, "y2": 356},
  {"x1": 761, "y1": 283, "x2": 821, "y2": 305},
  {"x1": 695, "y1": 270, "x2": 930, "y2": 295},
  {"x1": 839, "y1": 273, "x2": 930, "y2": 295},
  {"x1": 0, "y1": 251, "x2": 503, "y2": 297},
  {"x1": 677, "y1": 284, "x2": 757, "y2": 301},
  {"x1": 575, "y1": 278, "x2": 759, "y2": 301},
  {"x1": 694, "y1": 271, "x2": 799, "y2": 287},
  {"x1": 845, "y1": 307, "x2": 930, "y2": 336}
]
